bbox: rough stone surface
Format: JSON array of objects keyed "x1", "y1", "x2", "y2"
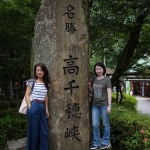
[
  {"x1": 106, "y1": 143, "x2": 112, "y2": 149},
  {"x1": 32, "y1": 0, "x2": 89, "y2": 150},
  {"x1": 6, "y1": 137, "x2": 112, "y2": 150},
  {"x1": 17, "y1": 138, "x2": 26, "y2": 147},
  {"x1": 5, "y1": 138, "x2": 26, "y2": 150}
]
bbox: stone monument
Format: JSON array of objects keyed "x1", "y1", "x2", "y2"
[{"x1": 32, "y1": 0, "x2": 90, "y2": 150}]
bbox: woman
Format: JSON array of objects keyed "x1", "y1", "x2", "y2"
[
  {"x1": 25, "y1": 63, "x2": 50, "y2": 150},
  {"x1": 88, "y1": 62, "x2": 112, "y2": 150}
]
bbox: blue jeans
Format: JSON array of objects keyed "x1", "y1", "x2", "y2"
[
  {"x1": 26, "y1": 101, "x2": 49, "y2": 150},
  {"x1": 92, "y1": 105, "x2": 110, "y2": 147}
]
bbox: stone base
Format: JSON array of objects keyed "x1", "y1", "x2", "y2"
[
  {"x1": 105, "y1": 142, "x2": 112, "y2": 150},
  {"x1": 5, "y1": 138, "x2": 26, "y2": 150},
  {"x1": 6, "y1": 137, "x2": 112, "y2": 150}
]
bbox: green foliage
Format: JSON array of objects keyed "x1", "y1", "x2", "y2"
[
  {"x1": 90, "y1": 0, "x2": 150, "y2": 65},
  {"x1": 110, "y1": 105, "x2": 150, "y2": 150},
  {"x1": 0, "y1": 101, "x2": 21, "y2": 110},
  {"x1": 0, "y1": 109, "x2": 27, "y2": 149},
  {"x1": 112, "y1": 92, "x2": 138, "y2": 111},
  {"x1": 0, "y1": 102, "x2": 9, "y2": 109},
  {"x1": 0, "y1": 0, "x2": 41, "y2": 99},
  {"x1": 0, "y1": 99, "x2": 149, "y2": 149},
  {"x1": 9, "y1": 101, "x2": 18, "y2": 107},
  {"x1": 111, "y1": 92, "x2": 116, "y2": 102},
  {"x1": 89, "y1": 0, "x2": 150, "y2": 86},
  {"x1": 122, "y1": 94, "x2": 138, "y2": 111}
]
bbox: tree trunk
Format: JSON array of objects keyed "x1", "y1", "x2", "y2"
[
  {"x1": 111, "y1": 12, "x2": 147, "y2": 87},
  {"x1": 32, "y1": 0, "x2": 90, "y2": 150}
]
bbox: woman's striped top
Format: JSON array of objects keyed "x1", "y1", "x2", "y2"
[{"x1": 26, "y1": 79, "x2": 47, "y2": 101}]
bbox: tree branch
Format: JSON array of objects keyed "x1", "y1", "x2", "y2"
[
  {"x1": 89, "y1": 0, "x2": 94, "y2": 9},
  {"x1": 111, "y1": 11, "x2": 148, "y2": 87}
]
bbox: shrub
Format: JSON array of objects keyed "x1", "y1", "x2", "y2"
[
  {"x1": 9, "y1": 101, "x2": 18, "y2": 108},
  {"x1": 0, "y1": 100, "x2": 22, "y2": 110},
  {"x1": 18, "y1": 91, "x2": 25, "y2": 99},
  {"x1": 112, "y1": 92, "x2": 137, "y2": 111},
  {"x1": 122, "y1": 94, "x2": 138, "y2": 111},
  {"x1": 110, "y1": 105, "x2": 150, "y2": 150},
  {"x1": 111, "y1": 92, "x2": 116, "y2": 102},
  {"x1": 0, "y1": 102, "x2": 9, "y2": 110},
  {"x1": 0, "y1": 109, "x2": 27, "y2": 149}
]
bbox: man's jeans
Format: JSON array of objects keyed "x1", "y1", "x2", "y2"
[{"x1": 92, "y1": 105, "x2": 110, "y2": 147}]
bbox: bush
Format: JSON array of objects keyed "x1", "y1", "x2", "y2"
[
  {"x1": 9, "y1": 101, "x2": 18, "y2": 108},
  {"x1": 0, "y1": 100, "x2": 21, "y2": 110},
  {"x1": 122, "y1": 94, "x2": 138, "y2": 111},
  {"x1": 18, "y1": 91, "x2": 25, "y2": 99},
  {"x1": 111, "y1": 92, "x2": 116, "y2": 102},
  {"x1": 0, "y1": 102, "x2": 9, "y2": 110},
  {"x1": 112, "y1": 92, "x2": 138, "y2": 111},
  {"x1": 0, "y1": 109, "x2": 27, "y2": 149},
  {"x1": 110, "y1": 105, "x2": 150, "y2": 150},
  {"x1": 1, "y1": 95, "x2": 149, "y2": 149}
]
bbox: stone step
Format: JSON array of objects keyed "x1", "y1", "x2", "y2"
[
  {"x1": 5, "y1": 137, "x2": 112, "y2": 150},
  {"x1": 5, "y1": 138, "x2": 26, "y2": 150},
  {"x1": 104, "y1": 143, "x2": 112, "y2": 150}
]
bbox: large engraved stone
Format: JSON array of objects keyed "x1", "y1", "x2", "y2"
[{"x1": 32, "y1": 0, "x2": 89, "y2": 150}]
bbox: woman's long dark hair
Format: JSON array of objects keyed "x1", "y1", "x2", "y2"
[
  {"x1": 34, "y1": 63, "x2": 50, "y2": 89},
  {"x1": 94, "y1": 62, "x2": 106, "y2": 76}
]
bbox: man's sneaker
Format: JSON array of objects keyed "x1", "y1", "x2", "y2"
[
  {"x1": 101, "y1": 144, "x2": 107, "y2": 149},
  {"x1": 90, "y1": 146, "x2": 100, "y2": 150}
]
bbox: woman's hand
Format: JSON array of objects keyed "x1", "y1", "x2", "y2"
[
  {"x1": 107, "y1": 106, "x2": 111, "y2": 114},
  {"x1": 46, "y1": 110, "x2": 49, "y2": 118},
  {"x1": 27, "y1": 104, "x2": 31, "y2": 110},
  {"x1": 88, "y1": 81, "x2": 91, "y2": 88},
  {"x1": 88, "y1": 81, "x2": 93, "y2": 92}
]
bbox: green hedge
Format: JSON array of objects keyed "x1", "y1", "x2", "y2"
[
  {"x1": 0, "y1": 102, "x2": 9, "y2": 110},
  {"x1": 0, "y1": 109, "x2": 27, "y2": 149},
  {"x1": 110, "y1": 105, "x2": 150, "y2": 150},
  {"x1": 112, "y1": 92, "x2": 138, "y2": 111},
  {"x1": 0, "y1": 101, "x2": 21, "y2": 110},
  {"x1": 1, "y1": 96, "x2": 150, "y2": 149}
]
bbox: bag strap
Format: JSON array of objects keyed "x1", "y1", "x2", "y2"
[
  {"x1": 91, "y1": 77, "x2": 95, "y2": 89},
  {"x1": 31, "y1": 79, "x2": 35, "y2": 92},
  {"x1": 90, "y1": 77, "x2": 95, "y2": 107}
]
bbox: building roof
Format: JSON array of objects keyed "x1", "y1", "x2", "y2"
[{"x1": 106, "y1": 68, "x2": 115, "y2": 74}]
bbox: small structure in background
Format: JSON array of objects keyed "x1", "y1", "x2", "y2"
[
  {"x1": 106, "y1": 68, "x2": 115, "y2": 79},
  {"x1": 124, "y1": 71, "x2": 150, "y2": 97}
]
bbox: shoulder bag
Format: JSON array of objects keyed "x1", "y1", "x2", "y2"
[{"x1": 18, "y1": 79, "x2": 35, "y2": 114}]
